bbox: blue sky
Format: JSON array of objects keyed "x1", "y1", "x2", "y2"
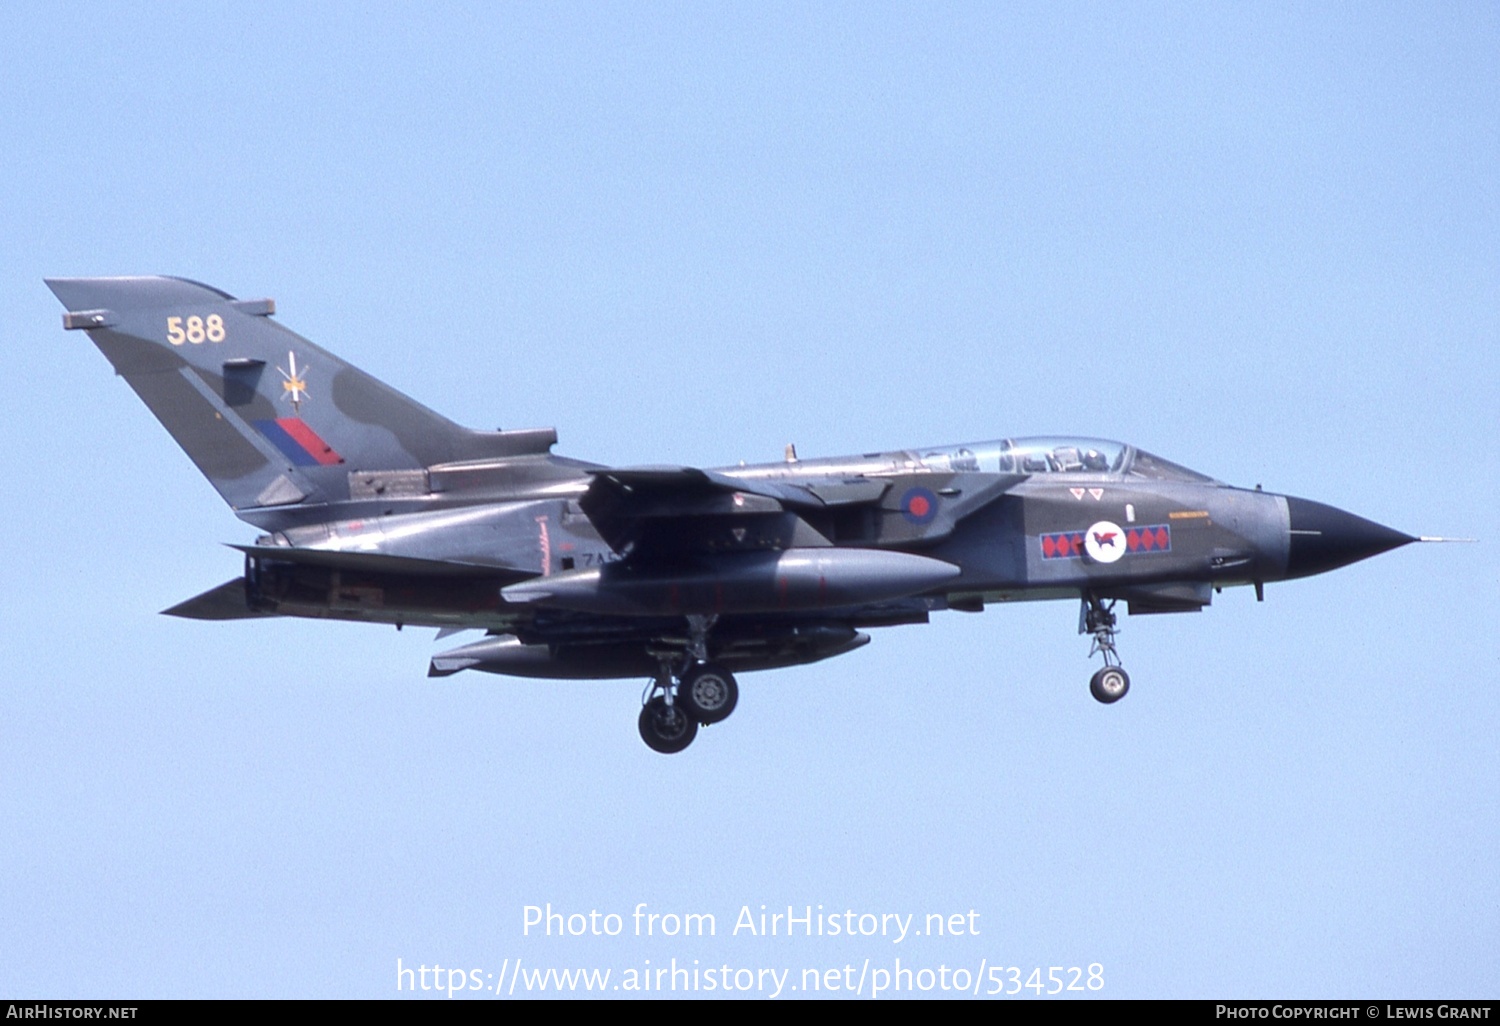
[{"x1": 1, "y1": 3, "x2": 1495, "y2": 999}]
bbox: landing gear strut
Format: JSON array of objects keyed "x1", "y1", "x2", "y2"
[
  {"x1": 1080, "y1": 593, "x2": 1130, "y2": 704},
  {"x1": 636, "y1": 615, "x2": 740, "y2": 753}
]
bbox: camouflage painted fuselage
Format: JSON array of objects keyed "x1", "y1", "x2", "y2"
[{"x1": 47, "y1": 277, "x2": 1412, "y2": 682}]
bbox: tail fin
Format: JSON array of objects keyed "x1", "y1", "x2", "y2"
[{"x1": 47, "y1": 276, "x2": 555, "y2": 512}]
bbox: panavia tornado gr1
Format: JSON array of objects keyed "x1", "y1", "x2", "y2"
[{"x1": 48, "y1": 276, "x2": 1434, "y2": 753}]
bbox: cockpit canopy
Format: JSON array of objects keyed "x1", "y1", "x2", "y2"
[{"x1": 914, "y1": 437, "x2": 1217, "y2": 483}]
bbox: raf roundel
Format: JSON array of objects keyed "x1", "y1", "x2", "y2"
[
  {"x1": 900, "y1": 486, "x2": 940, "y2": 525},
  {"x1": 1083, "y1": 521, "x2": 1127, "y2": 564}
]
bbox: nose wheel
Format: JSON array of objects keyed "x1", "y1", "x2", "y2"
[
  {"x1": 1089, "y1": 665, "x2": 1130, "y2": 703},
  {"x1": 1080, "y1": 594, "x2": 1130, "y2": 704}
]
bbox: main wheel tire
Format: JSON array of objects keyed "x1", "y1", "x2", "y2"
[
  {"x1": 678, "y1": 663, "x2": 739, "y2": 725},
  {"x1": 638, "y1": 696, "x2": 698, "y2": 754},
  {"x1": 1090, "y1": 666, "x2": 1130, "y2": 704}
]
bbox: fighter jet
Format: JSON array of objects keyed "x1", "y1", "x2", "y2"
[{"x1": 48, "y1": 276, "x2": 1434, "y2": 753}]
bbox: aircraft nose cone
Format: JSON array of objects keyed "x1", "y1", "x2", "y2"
[{"x1": 1284, "y1": 496, "x2": 1415, "y2": 579}]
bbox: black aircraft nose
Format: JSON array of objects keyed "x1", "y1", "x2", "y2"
[{"x1": 1284, "y1": 496, "x2": 1415, "y2": 579}]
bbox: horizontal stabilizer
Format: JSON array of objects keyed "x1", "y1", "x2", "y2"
[
  {"x1": 162, "y1": 577, "x2": 265, "y2": 620},
  {"x1": 231, "y1": 544, "x2": 529, "y2": 580}
]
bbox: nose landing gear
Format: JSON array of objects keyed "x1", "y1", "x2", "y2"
[{"x1": 1080, "y1": 593, "x2": 1130, "y2": 704}]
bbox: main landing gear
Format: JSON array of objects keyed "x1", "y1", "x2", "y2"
[
  {"x1": 636, "y1": 615, "x2": 740, "y2": 754},
  {"x1": 1080, "y1": 593, "x2": 1130, "y2": 704}
]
